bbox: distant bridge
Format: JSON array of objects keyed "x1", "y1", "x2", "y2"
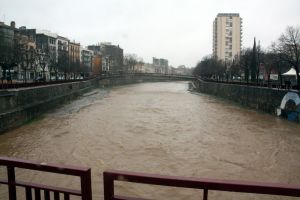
[
  {"x1": 97, "y1": 72, "x2": 195, "y2": 81},
  {"x1": 0, "y1": 73, "x2": 195, "y2": 90},
  {"x1": 96, "y1": 73, "x2": 195, "y2": 86}
]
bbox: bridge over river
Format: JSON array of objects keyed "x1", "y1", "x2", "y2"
[{"x1": 0, "y1": 81, "x2": 299, "y2": 199}]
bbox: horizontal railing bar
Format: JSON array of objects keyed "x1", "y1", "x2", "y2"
[
  {"x1": 0, "y1": 178, "x2": 81, "y2": 196},
  {"x1": 113, "y1": 195, "x2": 153, "y2": 200},
  {"x1": 104, "y1": 170, "x2": 300, "y2": 197},
  {"x1": 0, "y1": 178, "x2": 7, "y2": 184},
  {"x1": 15, "y1": 180, "x2": 82, "y2": 196},
  {"x1": 0, "y1": 157, "x2": 90, "y2": 176}
]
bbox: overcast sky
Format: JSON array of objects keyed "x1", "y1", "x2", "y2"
[{"x1": 1, "y1": 0, "x2": 299, "y2": 67}]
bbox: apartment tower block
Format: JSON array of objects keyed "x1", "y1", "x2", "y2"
[{"x1": 213, "y1": 13, "x2": 242, "y2": 61}]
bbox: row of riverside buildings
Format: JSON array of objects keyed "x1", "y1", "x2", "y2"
[
  {"x1": 0, "y1": 21, "x2": 192, "y2": 82},
  {"x1": 0, "y1": 21, "x2": 123, "y2": 82}
]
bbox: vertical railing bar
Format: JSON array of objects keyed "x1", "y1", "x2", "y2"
[
  {"x1": 7, "y1": 166, "x2": 16, "y2": 200},
  {"x1": 64, "y1": 193, "x2": 70, "y2": 200},
  {"x1": 103, "y1": 172, "x2": 114, "y2": 200},
  {"x1": 203, "y1": 189, "x2": 208, "y2": 200},
  {"x1": 81, "y1": 169, "x2": 92, "y2": 200},
  {"x1": 54, "y1": 191, "x2": 60, "y2": 200},
  {"x1": 44, "y1": 190, "x2": 50, "y2": 200},
  {"x1": 34, "y1": 188, "x2": 41, "y2": 200},
  {"x1": 25, "y1": 187, "x2": 32, "y2": 200}
]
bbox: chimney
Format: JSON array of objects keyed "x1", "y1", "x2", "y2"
[{"x1": 10, "y1": 21, "x2": 15, "y2": 29}]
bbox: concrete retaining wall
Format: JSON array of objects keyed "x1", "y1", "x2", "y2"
[
  {"x1": 0, "y1": 79, "x2": 98, "y2": 133},
  {"x1": 193, "y1": 79, "x2": 300, "y2": 122}
]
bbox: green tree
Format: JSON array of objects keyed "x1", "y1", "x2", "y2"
[
  {"x1": 240, "y1": 48, "x2": 252, "y2": 83},
  {"x1": 250, "y1": 38, "x2": 257, "y2": 82}
]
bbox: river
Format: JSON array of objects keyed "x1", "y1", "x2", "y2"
[{"x1": 0, "y1": 82, "x2": 299, "y2": 199}]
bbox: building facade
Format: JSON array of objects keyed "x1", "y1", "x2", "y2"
[
  {"x1": 213, "y1": 13, "x2": 242, "y2": 62},
  {"x1": 80, "y1": 47, "x2": 93, "y2": 75},
  {"x1": 69, "y1": 41, "x2": 80, "y2": 73},
  {"x1": 88, "y1": 43, "x2": 123, "y2": 73},
  {"x1": 57, "y1": 35, "x2": 69, "y2": 77},
  {"x1": 92, "y1": 54, "x2": 102, "y2": 75},
  {"x1": 0, "y1": 22, "x2": 14, "y2": 65},
  {"x1": 153, "y1": 57, "x2": 168, "y2": 74}
]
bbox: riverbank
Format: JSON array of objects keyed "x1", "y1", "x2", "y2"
[
  {"x1": 0, "y1": 74, "x2": 193, "y2": 133},
  {"x1": 192, "y1": 78, "x2": 300, "y2": 123},
  {"x1": 1, "y1": 82, "x2": 299, "y2": 200},
  {"x1": 0, "y1": 78, "x2": 98, "y2": 133}
]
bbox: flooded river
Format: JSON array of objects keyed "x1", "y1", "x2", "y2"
[{"x1": 0, "y1": 82, "x2": 300, "y2": 199}]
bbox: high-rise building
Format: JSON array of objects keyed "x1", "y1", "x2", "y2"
[{"x1": 213, "y1": 13, "x2": 242, "y2": 61}]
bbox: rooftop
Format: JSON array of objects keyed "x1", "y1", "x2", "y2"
[{"x1": 217, "y1": 13, "x2": 240, "y2": 17}]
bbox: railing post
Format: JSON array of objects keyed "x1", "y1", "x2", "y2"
[
  {"x1": 203, "y1": 189, "x2": 208, "y2": 200},
  {"x1": 7, "y1": 166, "x2": 16, "y2": 200},
  {"x1": 81, "y1": 169, "x2": 92, "y2": 200},
  {"x1": 103, "y1": 172, "x2": 114, "y2": 200}
]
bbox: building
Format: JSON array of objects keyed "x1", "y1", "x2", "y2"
[
  {"x1": 213, "y1": 13, "x2": 242, "y2": 62},
  {"x1": 92, "y1": 54, "x2": 102, "y2": 75},
  {"x1": 36, "y1": 30, "x2": 58, "y2": 65},
  {"x1": 36, "y1": 30, "x2": 59, "y2": 80},
  {"x1": 12, "y1": 22, "x2": 38, "y2": 81},
  {"x1": 0, "y1": 22, "x2": 14, "y2": 80},
  {"x1": 57, "y1": 35, "x2": 69, "y2": 77},
  {"x1": 87, "y1": 44, "x2": 101, "y2": 55},
  {"x1": 0, "y1": 22, "x2": 14, "y2": 64},
  {"x1": 69, "y1": 41, "x2": 80, "y2": 73},
  {"x1": 88, "y1": 43, "x2": 123, "y2": 73},
  {"x1": 173, "y1": 65, "x2": 192, "y2": 75},
  {"x1": 80, "y1": 47, "x2": 94, "y2": 75},
  {"x1": 153, "y1": 57, "x2": 168, "y2": 74}
]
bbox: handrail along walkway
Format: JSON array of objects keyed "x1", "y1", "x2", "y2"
[
  {"x1": 103, "y1": 170, "x2": 300, "y2": 200},
  {"x1": 0, "y1": 157, "x2": 92, "y2": 200}
]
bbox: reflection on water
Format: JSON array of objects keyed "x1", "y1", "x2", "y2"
[{"x1": 0, "y1": 82, "x2": 299, "y2": 199}]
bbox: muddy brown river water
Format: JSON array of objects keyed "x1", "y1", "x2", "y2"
[{"x1": 0, "y1": 82, "x2": 300, "y2": 199}]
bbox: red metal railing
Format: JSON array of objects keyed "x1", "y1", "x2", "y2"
[
  {"x1": 103, "y1": 170, "x2": 300, "y2": 200},
  {"x1": 0, "y1": 157, "x2": 92, "y2": 200}
]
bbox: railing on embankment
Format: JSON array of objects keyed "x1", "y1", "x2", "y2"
[
  {"x1": 1, "y1": 157, "x2": 300, "y2": 200},
  {"x1": 197, "y1": 77, "x2": 299, "y2": 91}
]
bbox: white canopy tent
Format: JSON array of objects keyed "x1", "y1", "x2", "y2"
[{"x1": 282, "y1": 68, "x2": 300, "y2": 76}]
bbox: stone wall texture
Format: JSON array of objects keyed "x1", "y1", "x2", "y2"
[
  {"x1": 193, "y1": 79, "x2": 300, "y2": 120},
  {"x1": 0, "y1": 79, "x2": 98, "y2": 133}
]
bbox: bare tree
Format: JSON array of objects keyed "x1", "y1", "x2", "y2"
[
  {"x1": 262, "y1": 51, "x2": 276, "y2": 85},
  {"x1": 239, "y1": 48, "x2": 252, "y2": 83},
  {"x1": 228, "y1": 55, "x2": 241, "y2": 80},
  {"x1": 124, "y1": 54, "x2": 138, "y2": 73},
  {"x1": 275, "y1": 26, "x2": 300, "y2": 88}
]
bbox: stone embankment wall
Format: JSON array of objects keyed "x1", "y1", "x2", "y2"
[
  {"x1": 193, "y1": 79, "x2": 300, "y2": 122},
  {"x1": 0, "y1": 79, "x2": 98, "y2": 133}
]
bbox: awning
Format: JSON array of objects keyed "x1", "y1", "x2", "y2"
[{"x1": 282, "y1": 67, "x2": 300, "y2": 76}]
